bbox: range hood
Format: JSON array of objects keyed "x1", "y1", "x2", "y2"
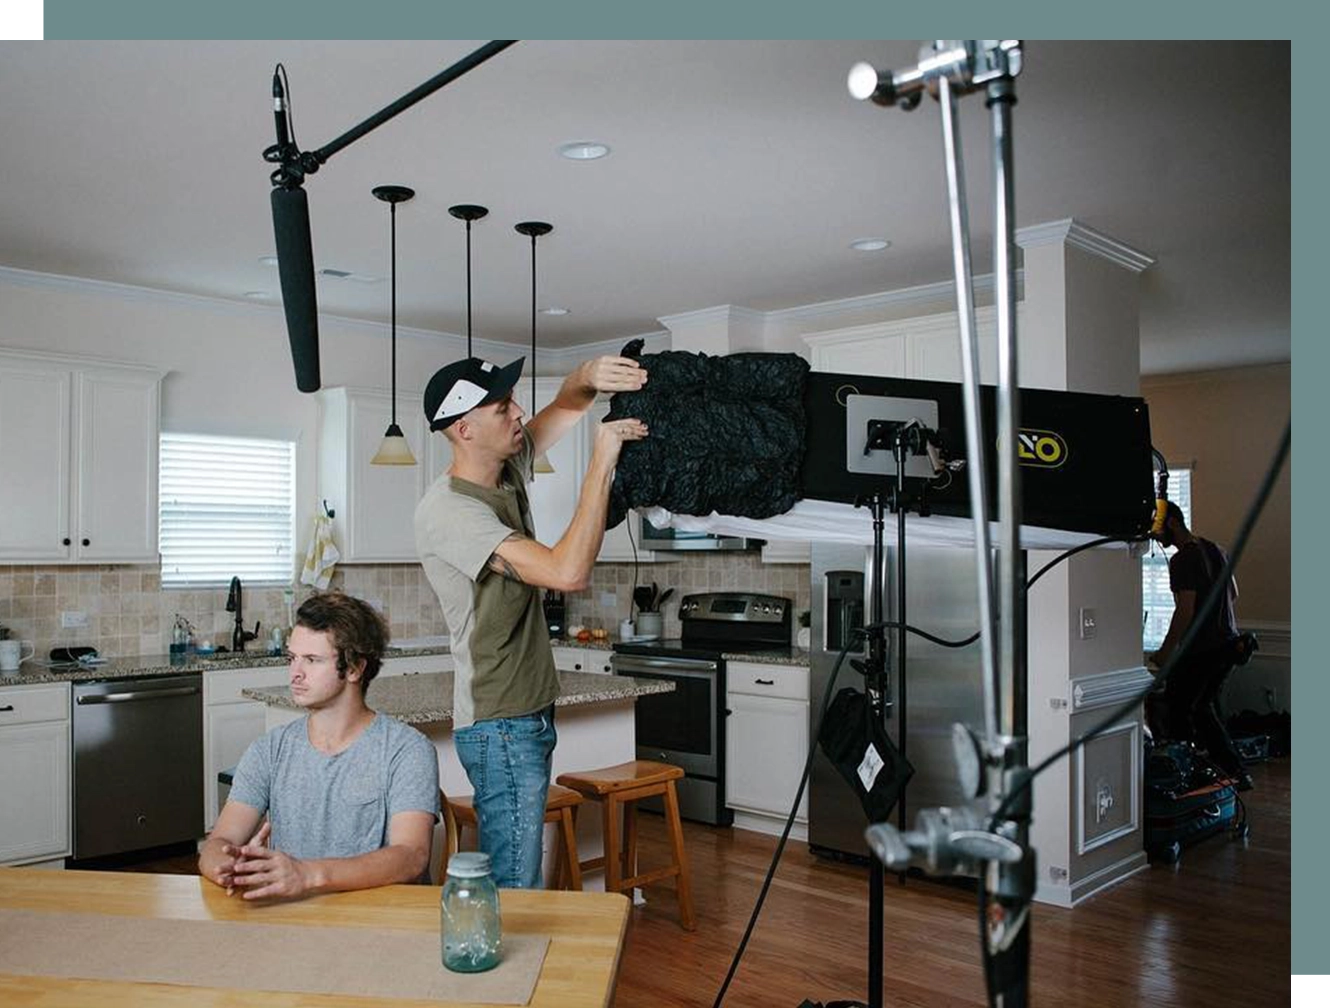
[{"x1": 638, "y1": 514, "x2": 763, "y2": 552}]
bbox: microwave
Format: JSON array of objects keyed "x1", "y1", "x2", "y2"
[{"x1": 638, "y1": 514, "x2": 764, "y2": 552}]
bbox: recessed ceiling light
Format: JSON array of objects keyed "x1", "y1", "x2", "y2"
[
  {"x1": 258, "y1": 255, "x2": 279, "y2": 267},
  {"x1": 850, "y1": 238, "x2": 892, "y2": 252},
  {"x1": 558, "y1": 141, "x2": 610, "y2": 161},
  {"x1": 243, "y1": 290, "x2": 268, "y2": 299},
  {"x1": 539, "y1": 307, "x2": 571, "y2": 316}
]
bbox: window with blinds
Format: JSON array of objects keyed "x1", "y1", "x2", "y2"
[
  {"x1": 159, "y1": 433, "x2": 296, "y2": 588},
  {"x1": 1142, "y1": 467, "x2": 1193, "y2": 651}
]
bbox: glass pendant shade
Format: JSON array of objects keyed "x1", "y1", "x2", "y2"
[
  {"x1": 533, "y1": 452, "x2": 555, "y2": 474},
  {"x1": 371, "y1": 185, "x2": 416, "y2": 467},
  {"x1": 371, "y1": 422, "x2": 416, "y2": 465}
]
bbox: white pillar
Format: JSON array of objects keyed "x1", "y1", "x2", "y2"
[{"x1": 1016, "y1": 218, "x2": 1157, "y2": 905}]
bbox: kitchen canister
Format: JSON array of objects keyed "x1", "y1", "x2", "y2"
[
  {"x1": 0, "y1": 639, "x2": 35, "y2": 675},
  {"x1": 440, "y1": 851, "x2": 502, "y2": 972}
]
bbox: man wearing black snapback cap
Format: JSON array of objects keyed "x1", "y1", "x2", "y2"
[{"x1": 415, "y1": 352, "x2": 647, "y2": 888}]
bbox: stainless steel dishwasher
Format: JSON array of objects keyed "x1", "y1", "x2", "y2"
[{"x1": 71, "y1": 674, "x2": 203, "y2": 860}]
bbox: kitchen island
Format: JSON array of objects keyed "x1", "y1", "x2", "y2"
[{"x1": 243, "y1": 671, "x2": 673, "y2": 888}]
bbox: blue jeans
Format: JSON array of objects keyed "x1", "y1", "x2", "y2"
[{"x1": 453, "y1": 705, "x2": 557, "y2": 889}]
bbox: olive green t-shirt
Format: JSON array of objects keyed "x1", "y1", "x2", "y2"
[{"x1": 414, "y1": 429, "x2": 558, "y2": 728}]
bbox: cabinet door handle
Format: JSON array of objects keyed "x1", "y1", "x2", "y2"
[
  {"x1": 755, "y1": 678, "x2": 775, "y2": 685},
  {"x1": 0, "y1": 705, "x2": 14, "y2": 713},
  {"x1": 62, "y1": 537, "x2": 71, "y2": 546},
  {"x1": 82, "y1": 538, "x2": 91, "y2": 547},
  {"x1": 574, "y1": 663, "x2": 582, "y2": 671}
]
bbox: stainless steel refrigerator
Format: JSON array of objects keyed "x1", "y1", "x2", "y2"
[{"x1": 808, "y1": 541, "x2": 987, "y2": 860}]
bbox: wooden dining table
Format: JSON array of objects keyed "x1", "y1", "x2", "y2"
[{"x1": 0, "y1": 867, "x2": 630, "y2": 1007}]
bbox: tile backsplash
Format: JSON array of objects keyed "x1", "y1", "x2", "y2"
[
  {"x1": 569, "y1": 554, "x2": 811, "y2": 642},
  {"x1": 0, "y1": 553, "x2": 810, "y2": 660},
  {"x1": 0, "y1": 564, "x2": 447, "y2": 661}
]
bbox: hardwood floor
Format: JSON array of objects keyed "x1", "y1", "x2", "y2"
[{"x1": 119, "y1": 758, "x2": 1289, "y2": 1007}]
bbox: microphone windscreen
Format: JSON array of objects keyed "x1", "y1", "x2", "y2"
[{"x1": 270, "y1": 187, "x2": 320, "y2": 392}]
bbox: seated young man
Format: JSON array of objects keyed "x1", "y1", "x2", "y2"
[{"x1": 199, "y1": 592, "x2": 439, "y2": 899}]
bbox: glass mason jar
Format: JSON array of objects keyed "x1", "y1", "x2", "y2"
[{"x1": 440, "y1": 851, "x2": 503, "y2": 973}]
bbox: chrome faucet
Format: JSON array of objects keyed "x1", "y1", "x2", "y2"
[{"x1": 225, "y1": 576, "x2": 260, "y2": 653}]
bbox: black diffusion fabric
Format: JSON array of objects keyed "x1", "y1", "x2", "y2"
[{"x1": 603, "y1": 348, "x2": 811, "y2": 529}]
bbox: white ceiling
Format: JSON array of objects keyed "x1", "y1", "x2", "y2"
[{"x1": 0, "y1": 40, "x2": 1290, "y2": 374}]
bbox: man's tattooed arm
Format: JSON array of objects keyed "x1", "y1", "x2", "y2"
[{"x1": 485, "y1": 533, "x2": 528, "y2": 582}]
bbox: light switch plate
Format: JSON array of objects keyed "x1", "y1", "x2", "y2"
[
  {"x1": 1079, "y1": 607, "x2": 1098, "y2": 640},
  {"x1": 599, "y1": 592, "x2": 617, "y2": 609},
  {"x1": 60, "y1": 610, "x2": 88, "y2": 629}
]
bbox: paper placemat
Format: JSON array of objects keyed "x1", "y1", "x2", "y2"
[{"x1": 0, "y1": 908, "x2": 547, "y2": 1004}]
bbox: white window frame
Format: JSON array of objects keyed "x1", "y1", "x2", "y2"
[
  {"x1": 1142, "y1": 466, "x2": 1193, "y2": 651},
  {"x1": 158, "y1": 432, "x2": 296, "y2": 589}
]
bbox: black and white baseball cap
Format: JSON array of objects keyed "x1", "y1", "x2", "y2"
[{"x1": 423, "y1": 357, "x2": 525, "y2": 431}]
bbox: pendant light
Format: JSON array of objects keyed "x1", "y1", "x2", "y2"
[
  {"x1": 370, "y1": 185, "x2": 417, "y2": 466},
  {"x1": 516, "y1": 220, "x2": 555, "y2": 475},
  {"x1": 448, "y1": 204, "x2": 489, "y2": 358}
]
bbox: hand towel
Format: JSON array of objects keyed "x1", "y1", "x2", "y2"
[{"x1": 300, "y1": 514, "x2": 341, "y2": 590}]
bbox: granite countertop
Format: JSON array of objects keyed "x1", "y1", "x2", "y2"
[
  {"x1": 0, "y1": 643, "x2": 453, "y2": 686},
  {"x1": 722, "y1": 648, "x2": 811, "y2": 667},
  {"x1": 241, "y1": 670, "x2": 672, "y2": 726}
]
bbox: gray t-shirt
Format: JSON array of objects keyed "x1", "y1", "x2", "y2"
[
  {"x1": 415, "y1": 427, "x2": 559, "y2": 729},
  {"x1": 230, "y1": 713, "x2": 439, "y2": 869}
]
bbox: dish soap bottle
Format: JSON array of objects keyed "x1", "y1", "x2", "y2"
[{"x1": 169, "y1": 615, "x2": 188, "y2": 666}]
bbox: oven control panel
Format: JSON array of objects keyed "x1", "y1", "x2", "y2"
[{"x1": 678, "y1": 592, "x2": 791, "y2": 624}]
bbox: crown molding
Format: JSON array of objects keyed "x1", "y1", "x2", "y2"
[
  {"x1": 656, "y1": 304, "x2": 765, "y2": 331},
  {"x1": 766, "y1": 273, "x2": 1004, "y2": 323},
  {"x1": 1016, "y1": 219, "x2": 1156, "y2": 273}
]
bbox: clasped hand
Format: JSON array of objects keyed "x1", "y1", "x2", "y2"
[{"x1": 216, "y1": 821, "x2": 311, "y2": 900}]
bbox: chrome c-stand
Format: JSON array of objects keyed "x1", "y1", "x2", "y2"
[{"x1": 849, "y1": 41, "x2": 1033, "y2": 1008}]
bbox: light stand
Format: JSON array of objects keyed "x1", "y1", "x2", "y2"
[{"x1": 849, "y1": 40, "x2": 1032, "y2": 1008}]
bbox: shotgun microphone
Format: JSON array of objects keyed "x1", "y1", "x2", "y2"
[{"x1": 271, "y1": 186, "x2": 320, "y2": 392}]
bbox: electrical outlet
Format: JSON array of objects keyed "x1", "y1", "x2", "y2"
[
  {"x1": 599, "y1": 592, "x2": 617, "y2": 609},
  {"x1": 61, "y1": 610, "x2": 88, "y2": 629},
  {"x1": 1095, "y1": 780, "x2": 1115, "y2": 823},
  {"x1": 1079, "y1": 607, "x2": 1098, "y2": 640}
]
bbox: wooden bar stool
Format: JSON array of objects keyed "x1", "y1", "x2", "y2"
[
  {"x1": 555, "y1": 760, "x2": 695, "y2": 930},
  {"x1": 442, "y1": 784, "x2": 585, "y2": 891}
]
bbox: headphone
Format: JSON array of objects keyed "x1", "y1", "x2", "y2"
[{"x1": 1150, "y1": 448, "x2": 1170, "y2": 536}]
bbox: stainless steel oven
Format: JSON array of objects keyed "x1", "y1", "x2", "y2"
[
  {"x1": 612, "y1": 591, "x2": 793, "y2": 827},
  {"x1": 610, "y1": 652, "x2": 729, "y2": 825}
]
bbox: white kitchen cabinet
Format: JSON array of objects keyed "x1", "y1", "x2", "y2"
[
  {"x1": 0, "y1": 350, "x2": 161, "y2": 563},
  {"x1": 803, "y1": 305, "x2": 1014, "y2": 382},
  {"x1": 317, "y1": 386, "x2": 431, "y2": 563},
  {"x1": 725, "y1": 661, "x2": 809, "y2": 833},
  {"x1": 202, "y1": 665, "x2": 288, "y2": 830},
  {"x1": 0, "y1": 681, "x2": 72, "y2": 865},
  {"x1": 552, "y1": 646, "x2": 614, "y2": 675},
  {"x1": 761, "y1": 540, "x2": 811, "y2": 564}
]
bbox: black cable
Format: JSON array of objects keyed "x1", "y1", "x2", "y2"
[{"x1": 711, "y1": 635, "x2": 862, "y2": 1008}]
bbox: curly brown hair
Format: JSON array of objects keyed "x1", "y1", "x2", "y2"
[{"x1": 295, "y1": 592, "x2": 390, "y2": 692}]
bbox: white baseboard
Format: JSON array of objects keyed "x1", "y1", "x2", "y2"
[
  {"x1": 730, "y1": 808, "x2": 808, "y2": 843},
  {"x1": 1036, "y1": 849, "x2": 1149, "y2": 907}
]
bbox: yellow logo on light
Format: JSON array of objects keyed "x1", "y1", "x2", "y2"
[{"x1": 1016, "y1": 429, "x2": 1067, "y2": 468}]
